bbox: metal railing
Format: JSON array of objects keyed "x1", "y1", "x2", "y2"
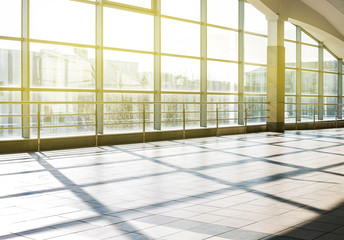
[
  {"x1": 285, "y1": 102, "x2": 343, "y2": 130},
  {"x1": 0, "y1": 101, "x2": 268, "y2": 151}
]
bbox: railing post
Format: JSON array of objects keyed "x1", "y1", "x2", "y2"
[
  {"x1": 37, "y1": 104, "x2": 40, "y2": 152},
  {"x1": 95, "y1": 103, "x2": 98, "y2": 147},
  {"x1": 183, "y1": 103, "x2": 186, "y2": 139},
  {"x1": 143, "y1": 103, "x2": 146, "y2": 143},
  {"x1": 216, "y1": 103, "x2": 219, "y2": 137},
  {"x1": 295, "y1": 103, "x2": 298, "y2": 130},
  {"x1": 313, "y1": 103, "x2": 316, "y2": 129},
  {"x1": 244, "y1": 103, "x2": 248, "y2": 134}
]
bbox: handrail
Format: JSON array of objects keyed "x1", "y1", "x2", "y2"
[{"x1": 0, "y1": 101, "x2": 269, "y2": 151}]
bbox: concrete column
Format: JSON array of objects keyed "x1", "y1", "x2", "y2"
[{"x1": 266, "y1": 15, "x2": 285, "y2": 132}]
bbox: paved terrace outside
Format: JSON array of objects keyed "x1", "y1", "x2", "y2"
[{"x1": 1, "y1": 129, "x2": 344, "y2": 240}]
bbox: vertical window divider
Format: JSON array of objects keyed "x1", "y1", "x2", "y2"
[
  {"x1": 153, "y1": 0, "x2": 161, "y2": 130},
  {"x1": 22, "y1": 0, "x2": 30, "y2": 139},
  {"x1": 96, "y1": 0, "x2": 104, "y2": 135},
  {"x1": 238, "y1": 0, "x2": 244, "y2": 125},
  {"x1": 200, "y1": 0, "x2": 207, "y2": 127},
  {"x1": 296, "y1": 26, "x2": 301, "y2": 122},
  {"x1": 338, "y1": 59, "x2": 343, "y2": 119},
  {"x1": 318, "y1": 42, "x2": 324, "y2": 120}
]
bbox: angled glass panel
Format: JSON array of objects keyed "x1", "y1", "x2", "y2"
[
  {"x1": 284, "y1": 22, "x2": 296, "y2": 41},
  {"x1": 285, "y1": 41, "x2": 296, "y2": 68},
  {"x1": 324, "y1": 73, "x2": 337, "y2": 96},
  {"x1": 0, "y1": 40, "x2": 21, "y2": 87},
  {"x1": 207, "y1": 61, "x2": 238, "y2": 93},
  {"x1": 244, "y1": 34, "x2": 267, "y2": 64},
  {"x1": 161, "y1": 0, "x2": 200, "y2": 21},
  {"x1": 207, "y1": 0, "x2": 238, "y2": 29},
  {"x1": 301, "y1": 31, "x2": 317, "y2": 45},
  {"x1": 301, "y1": 45, "x2": 318, "y2": 70},
  {"x1": 104, "y1": 8, "x2": 154, "y2": 51},
  {"x1": 245, "y1": 3, "x2": 267, "y2": 35},
  {"x1": 323, "y1": 49, "x2": 338, "y2": 73},
  {"x1": 0, "y1": 0, "x2": 21, "y2": 37},
  {"x1": 161, "y1": 56, "x2": 200, "y2": 92},
  {"x1": 301, "y1": 71, "x2": 318, "y2": 94},
  {"x1": 107, "y1": 0, "x2": 151, "y2": 8},
  {"x1": 30, "y1": 0, "x2": 95, "y2": 44},
  {"x1": 244, "y1": 65, "x2": 266, "y2": 94},
  {"x1": 207, "y1": 27, "x2": 238, "y2": 61},
  {"x1": 161, "y1": 18, "x2": 200, "y2": 57},
  {"x1": 30, "y1": 43, "x2": 95, "y2": 89},
  {"x1": 103, "y1": 51, "x2": 154, "y2": 90}
]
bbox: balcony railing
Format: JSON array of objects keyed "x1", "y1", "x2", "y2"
[{"x1": 0, "y1": 101, "x2": 268, "y2": 151}]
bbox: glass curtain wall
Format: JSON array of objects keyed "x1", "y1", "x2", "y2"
[
  {"x1": 284, "y1": 22, "x2": 342, "y2": 123},
  {"x1": 0, "y1": 0, "x2": 269, "y2": 139}
]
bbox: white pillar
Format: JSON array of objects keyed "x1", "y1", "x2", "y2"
[{"x1": 266, "y1": 15, "x2": 285, "y2": 132}]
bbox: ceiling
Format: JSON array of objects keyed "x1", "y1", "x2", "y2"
[{"x1": 248, "y1": 0, "x2": 344, "y2": 60}]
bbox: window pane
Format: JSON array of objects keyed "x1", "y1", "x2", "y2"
[
  {"x1": 245, "y1": 3, "x2": 267, "y2": 35},
  {"x1": 324, "y1": 73, "x2": 337, "y2": 96},
  {"x1": 207, "y1": 27, "x2": 238, "y2": 61},
  {"x1": 301, "y1": 71, "x2": 318, "y2": 94},
  {"x1": 104, "y1": 8, "x2": 154, "y2": 51},
  {"x1": 285, "y1": 69, "x2": 296, "y2": 94},
  {"x1": 245, "y1": 34, "x2": 267, "y2": 64},
  {"x1": 301, "y1": 31, "x2": 317, "y2": 45},
  {"x1": 207, "y1": 95, "x2": 239, "y2": 127},
  {"x1": 0, "y1": 40, "x2": 21, "y2": 87},
  {"x1": 285, "y1": 41, "x2": 296, "y2": 68},
  {"x1": 301, "y1": 97, "x2": 318, "y2": 122},
  {"x1": 0, "y1": 91, "x2": 21, "y2": 139},
  {"x1": 207, "y1": 0, "x2": 238, "y2": 29},
  {"x1": 30, "y1": 43, "x2": 95, "y2": 89},
  {"x1": 284, "y1": 22, "x2": 296, "y2": 41},
  {"x1": 107, "y1": 0, "x2": 151, "y2": 8},
  {"x1": 161, "y1": 18, "x2": 200, "y2": 57},
  {"x1": 30, "y1": 92, "x2": 95, "y2": 137},
  {"x1": 161, "y1": 56, "x2": 200, "y2": 91},
  {"x1": 323, "y1": 49, "x2": 338, "y2": 73},
  {"x1": 162, "y1": 0, "x2": 200, "y2": 21},
  {"x1": 104, "y1": 93, "x2": 154, "y2": 133},
  {"x1": 31, "y1": 92, "x2": 95, "y2": 102},
  {"x1": 285, "y1": 96, "x2": 296, "y2": 122},
  {"x1": 324, "y1": 97, "x2": 337, "y2": 120},
  {"x1": 161, "y1": 94, "x2": 200, "y2": 130},
  {"x1": 30, "y1": 0, "x2": 95, "y2": 44},
  {"x1": 103, "y1": 51, "x2": 154, "y2": 90},
  {"x1": 244, "y1": 96, "x2": 267, "y2": 125},
  {"x1": 0, "y1": 0, "x2": 21, "y2": 37},
  {"x1": 207, "y1": 61, "x2": 238, "y2": 93},
  {"x1": 302, "y1": 45, "x2": 318, "y2": 70},
  {"x1": 244, "y1": 65, "x2": 266, "y2": 94}
]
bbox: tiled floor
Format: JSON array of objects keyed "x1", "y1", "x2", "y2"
[{"x1": 1, "y1": 128, "x2": 344, "y2": 240}]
